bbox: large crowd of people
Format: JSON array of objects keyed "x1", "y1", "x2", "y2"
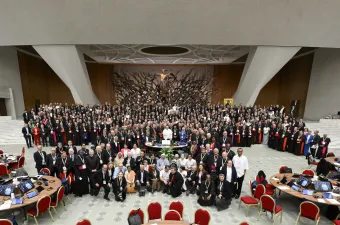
[{"x1": 22, "y1": 103, "x2": 331, "y2": 211}]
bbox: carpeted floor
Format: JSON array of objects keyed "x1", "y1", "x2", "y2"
[{"x1": 0, "y1": 144, "x2": 333, "y2": 225}]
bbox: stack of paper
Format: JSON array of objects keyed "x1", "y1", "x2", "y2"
[{"x1": 0, "y1": 200, "x2": 11, "y2": 210}]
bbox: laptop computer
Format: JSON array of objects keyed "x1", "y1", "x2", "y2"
[{"x1": 0, "y1": 185, "x2": 15, "y2": 196}]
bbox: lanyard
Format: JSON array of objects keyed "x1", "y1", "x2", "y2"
[
  {"x1": 62, "y1": 158, "x2": 67, "y2": 166},
  {"x1": 79, "y1": 155, "x2": 85, "y2": 164},
  {"x1": 205, "y1": 181, "x2": 210, "y2": 190}
]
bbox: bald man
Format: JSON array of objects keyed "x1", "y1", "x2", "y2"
[{"x1": 91, "y1": 164, "x2": 111, "y2": 200}]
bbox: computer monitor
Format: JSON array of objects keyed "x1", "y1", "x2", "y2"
[
  {"x1": 0, "y1": 185, "x2": 15, "y2": 196},
  {"x1": 297, "y1": 176, "x2": 312, "y2": 188},
  {"x1": 314, "y1": 181, "x2": 332, "y2": 192},
  {"x1": 18, "y1": 180, "x2": 34, "y2": 193}
]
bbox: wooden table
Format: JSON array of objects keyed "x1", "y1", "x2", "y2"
[
  {"x1": 325, "y1": 157, "x2": 340, "y2": 167},
  {"x1": 145, "y1": 143, "x2": 187, "y2": 150},
  {"x1": 143, "y1": 221, "x2": 190, "y2": 225},
  {"x1": 270, "y1": 173, "x2": 340, "y2": 206},
  {"x1": 0, "y1": 176, "x2": 61, "y2": 211}
]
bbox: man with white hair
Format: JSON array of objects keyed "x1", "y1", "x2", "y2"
[
  {"x1": 95, "y1": 146, "x2": 104, "y2": 169},
  {"x1": 102, "y1": 143, "x2": 112, "y2": 165},
  {"x1": 46, "y1": 147, "x2": 58, "y2": 177},
  {"x1": 67, "y1": 148, "x2": 76, "y2": 175},
  {"x1": 157, "y1": 154, "x2": 170, "y2": 171},
  {"x1": 86, "y1": 149, "x2": 100, "y2": 194}
]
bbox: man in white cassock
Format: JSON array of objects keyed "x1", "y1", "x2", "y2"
[{"x1": 163, "y1": 126, "x2": 173, "y2": 140}]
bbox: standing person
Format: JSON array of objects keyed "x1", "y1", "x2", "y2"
[
  {"x1": 304, "y1": 130, "x2": 313, "y2": 156},
  {"x1": 91, "y1": 164, "x2": 111, "y2": 201},
  {"x1": 221, "y1": 159, "x2": 237, "y2": 197},
  {"x1": 32, "y1": 124, "x2": 41, "y2": 146},
  {"x1": 33, "y1": 145, "x2": 47, "y2": 173},
  {"x1": 215, "y1": 174, "x2": 232, "y2": 211},
  {"x1": 86, "y1": 149, "x2": 100, "y2": 195},
  {"x1": 113, "y1": 171, "x2": 127, "y2": 202},
  {"x1": 22, "y1": 123, "x2": 32, "y2": 148},
  {"x1": 40, "y1": 124, "x2": 49, "y2": 147},
  {"x1": 232, "y1": 148, "x2": 249, "y2": 199},
  {"x1": 73, "y1": 149, "x2": 89, "y2": 197},
  {"x1": 288, "y1": 127, "x2": 299, "y2": 153},
  {"x1": 46, "y1": 147, "x2": 59, "y2": 177},
  {"x1": 316, "y1": 134, "x2": 331, "y2": 159},
  {"x1": 310, "y1": 130, "x2": 320, "y2": 158},
  {"x1": 293, "y1": 131, "x2": 305, "y2": 155},
  {"x1": 262, "y1": 125, "x2": 269, "y2": 145}
]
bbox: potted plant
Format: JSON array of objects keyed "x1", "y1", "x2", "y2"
[{"x1": 160, "y1": 147, "x2": 174, "y2": 161}]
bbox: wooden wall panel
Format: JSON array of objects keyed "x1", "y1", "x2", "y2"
[
  {"x1": 87, "y1": 63, "x2": 116, "y2": 105},
  {"x1": 211, "y1": 64, "x2": 243, "y2": 104}
]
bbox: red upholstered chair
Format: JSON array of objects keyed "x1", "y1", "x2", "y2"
[
  {"x1": 9, "y1": 156, "x2": 25, "y2": 170},
  {"x1": 40, "y1": 168, "x2": 51, "y2": 175},
  {"x1": 302, "y1": 169, "x2": 315, "y2": 176},
  {"x1": 76, "y1": 219, "x2": 92, "y2": 225},
  {"x1": 279, "y1": 166, "x2": 288, "y2": 173},
  {"x1": 0, "y1": 164, "x2": 11, "y2": 177},
  {"x1": 258, "y1": 195, "x2": 283, "y2": 224},
  {"x1": 129, "y1": 209, "x2": 145, "y2": 224},
  {"x1": 0, "y1": 219, "x2": 13, "y2": 225},
  {"x1": 327, "y1": 152, "x2": 335, "y2": 157},
  {"x1": 239, "y1": 182, "x2": 265, "y2": 216},
  {"x1": 50, "y1": 186, "x2": 66, "y2": 214},
  {"x1": 164, "y1": 210, "x2": 181, "y2": 221},
  {"x1": 239, "y1": 222, "x2": 250, "y2": 225},
  {"x1": 334, "y1": 220, "x2": 340, "y2": 225},
  {"x1": 194, "y1": 208, "x2": 210, "y2": 225},
  {"x1": 26, "y1": 195, "x2": 54, "y2": 224},
  {"x1": 0, "y1": 150, "x2": 3, "y2": 155},
  {"x1": 169, "y1": 201, "x2": 184, "y2": 218},
  {"x1": 295, "y1": 201, "x2": 320, "y2": 225},
  {"x1": 147, "y1": 202, "x2": 162, "y2": 221}
]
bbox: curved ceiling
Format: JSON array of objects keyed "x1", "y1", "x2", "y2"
[
  {"x1": 1, "y1": 0, "x2": 340, "y2": 47},
  {"x1": 80, "y1": 44, "x2": 250, "y2": 64}
]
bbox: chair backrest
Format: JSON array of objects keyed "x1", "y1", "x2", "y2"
[
  {"x1": 302, "y1": 169, "x2": 315, "y2": 176},
  {"x1": 164, "y1": 210, "x2": 181, "y2": 221},
  {"x1": 129, "y1": 209, "x2": 145, "y2": 224},
  {"x1": 36, "y1": 195, "x2": 51, "y2": 216},
  {"x1": 327, "y1": 152, "x2": 335, "y2": 157},
  {"x1": 0, "y1": 150, "x2": 3, "y2": 154},
  {"x1": 239, "y1": 222, "x2": 250, "y2": 225},
  {"x1": 260, "y1": 195, "x2": 276, "y2": 213},
  {"x1": 253, "y1": 184, "x2": 265, "y2": 200},
  {"x1": 279, "y1": 166, "x2": 288, "y2": 173},
  {"x1": 299, "y1": 201, "x2": 320, "y2": 220},
  {"x1": 56, "y1": 186, "x2": 65, "y2": 206},
  {"x1": 18, "y1": 157, "x2": 25, "y2": 168},
  {"x1": 0, "y1": 164, "x2": 9, "y2": 176},
  {"x1": 194, "y1": 208, "x2": 210, "y2": 225},
  {"x1": 76, "y1": 219, "x2": 92, "y2": 225},
  {"x1": 169, "y1": 201, "x2": 184, "y2": 218},
  {"x1": 0, "y1": 219, "x2": 13, "y2": 225},
  {"x1": 40, "y1": 168, "x2": 51, "y2": 175},
  {"x1": 147, "y1": 202, "x2": 162, "y2": 221},
  {"x1": 22, "y1": 147, "x2": 25, "y2": 155},
  {"x1": 248, "y1": 180, "x2": 253, "y2": 195}
]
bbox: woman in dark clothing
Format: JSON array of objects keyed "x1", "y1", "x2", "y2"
[
  {"x1": 316, "y1": 158, "x2": 330, "y2": 176},
  {"x1": 195, "y1": 164, "x2": 207, "y2": 194},
  {"x1": 215, "y1": 174, "x2": 232, "y2": 211},
  {"x1": 73, "y1": 150, "x2": 89, "y2": 197},
  {"x1": 113, "y1": 171, "x2": 127, "y2": 202},
  {"x1": 197, "y1": 174, "x2": 215, "y2": 206}
]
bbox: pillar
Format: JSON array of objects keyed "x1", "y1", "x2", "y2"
[
  {"x1": 33, "y1": 45, "x2": 99, "y2": 105},
  {"x1": 233, "y1": 46, "x2": 301, "y2": 106}
]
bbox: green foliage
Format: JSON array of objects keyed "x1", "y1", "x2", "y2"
[{"x1": 159, "y1": 147, "x2": 174, "y2": 161}]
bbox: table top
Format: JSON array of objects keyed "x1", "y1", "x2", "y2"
[
  {"x1": 145, "y1": 143, "x2": 187, "y2": 149},
  {"x1": 325, "y1": 157, "x2": 340, "y2": 167},
  {"x1": 270, "y1": 173, "x2": 340, "y2": 206},
  {"x1": 0, "y1": 176, "x2": 61, "y2": 211},
  {"x1": 143, "y1": 221, "x2": 190, "y2": 225}
]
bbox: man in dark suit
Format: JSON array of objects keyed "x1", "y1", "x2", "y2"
[
  {"x1": 23, "y1": 110, "x2": 30, "y2": 123},
  {"x1": 221, "y1": 159, "x2": 237, "y2": 197},
  {"x1": 310, "y1": 130, "x2": 320, "y2": 158},
  {"x1": 136, "y1": 165, "x2": 150, "y2": 191},
  {"x1": 46, "y1": 147, "x2": 59, "y2": 177},
  {"x1": 185, "y1": 165, "x2": 197, "y2": 196},
  {"x1": 22, "y1": 123, "x2": 32, "y2": 148},
  {"x1": 40, "y1": 124, "x2": 49, "y2": 147},
  {"x1": 91, "y1": 164, "x2": 111, "y2": 200},
  {"x1": 33, "y1": 145, "x2": 47, "y2": 173}
]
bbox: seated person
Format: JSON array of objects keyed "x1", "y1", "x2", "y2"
[
  {"x1": 316, "y1": 158, "x2": 330, "y2": 176},
  {"x1": 160, "y1": 165, "x2": 170, "y2": 193},
  {"x1": 135, "y1": 165, "x2": 150, "y2": 191},
  {"x1": 215, "y1": 174, "x2": 232, "y2": 211},
  {"x1": 113, "y1": 152, "x2": 124, "y2": 167},
  {"x1": 123, "y1": 152, "x2": 136, "y2": 169},
  {"x1": 179, "y1": 166, "x2": 187, "y2": 191},
  {"x1": 113, "y1": 163, "x2": 127, "y2": 179},
  {"x1": 197, "y1": 174, "x2": 215, "y2": 206},
  {"x1": 157, "y1": 154, "x2": 170, "y2": 171},
  {"x1": 112, "y1": 171, "x2": 127, "y2": 202},
  {"x1": 124, "y1": 165, "x2": 136, "y2": 193},
  {"x1": 149, "y1": 165, "x2": 160, "y2": 192},
  {"x1": 168, "y1": 166, "x2": 184, "y2": 198},
  {"x1": 185, "y1": 165, "x2": 197, "y2": 196}
]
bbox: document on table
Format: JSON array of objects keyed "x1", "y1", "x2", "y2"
[
  {"x1": 277, "y1": 186, "x2": 290, "y2": 190},
  {"x1": 317, "y1": 199, "x2": 326, "y2": 203},
  {"x1": 271, "y1": 177, "x2": 279, "y2": 181},
  {"x1": 327, "y1": 199, "x2": 340, "y2": 204},
  {"x1": 0, "y1": 200, "x2": 11, "y2": 210}
]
